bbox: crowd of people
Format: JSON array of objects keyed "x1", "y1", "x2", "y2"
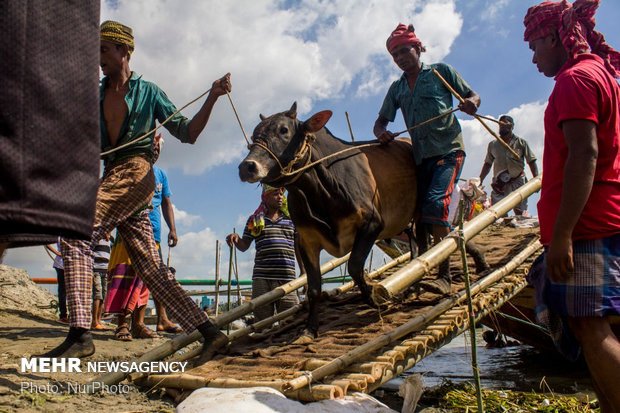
[{"x1": 1, "y1": 1, "x2": 619, "y2": 408}]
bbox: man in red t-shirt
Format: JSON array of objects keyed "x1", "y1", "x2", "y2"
[{"x1": 524, "y1": 0, "x2": 620, "y2": 409}]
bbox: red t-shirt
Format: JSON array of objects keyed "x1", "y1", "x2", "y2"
[{"x1": 538, "y1": 54, "x2": 620, "y2": 246}]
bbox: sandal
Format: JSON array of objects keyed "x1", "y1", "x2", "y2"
[
  {"x1": 131, "y1": 324, "x2": 161, "y2": 339},
  {"x1": 114, "y1": 325, "x2": 133, "y2": 341}
]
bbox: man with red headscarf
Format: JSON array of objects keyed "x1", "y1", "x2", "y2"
[
  {"x1": 374, "y1": 23, "x2": 480, "y2": 295},
  {"x1": 524, "y1": 1, "x2": 620, "y2": 409}
]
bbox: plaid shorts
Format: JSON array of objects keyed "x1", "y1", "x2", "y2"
[{"x1": 527, "y1": 233, "x2": 620, "y2": 360}]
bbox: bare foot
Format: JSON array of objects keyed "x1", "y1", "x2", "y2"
[{"x1": 157, "y1": 322, "x2": 183, "y2": 333}]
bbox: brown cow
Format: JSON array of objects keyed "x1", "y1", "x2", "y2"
[{"x1": 238, "y1": 103, "x2": 417, "y2": 337}]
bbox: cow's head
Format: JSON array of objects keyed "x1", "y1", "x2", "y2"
[{"x1": 239, "y1": 102, "x2": 332, "y2": 184}]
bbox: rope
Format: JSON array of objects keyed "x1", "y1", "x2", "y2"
[
  {"x1": 226, "y1": 91, "x2": 251, "y2": 148},
  {"x1": 100, "y1": 87, "x2": 213, "y2": 157}
]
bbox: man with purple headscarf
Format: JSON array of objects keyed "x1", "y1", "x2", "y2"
[{"x1": 524, "y1": 1, "x2": 620, "y2": 409}]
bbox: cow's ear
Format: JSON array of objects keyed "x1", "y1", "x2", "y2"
[
  {"x1": 304, "y1": 110, "x2": 332, "y2": 133},
  {"x1": 285, "y1": 102, "x2": 297, "y2": 119},
  {"x1": 260, "y1": 114, "x2": 266, "y2": 121}
]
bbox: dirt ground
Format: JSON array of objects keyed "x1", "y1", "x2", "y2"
[{"x1": 0, "y1": 265, "x2": 179, "y2": 412}]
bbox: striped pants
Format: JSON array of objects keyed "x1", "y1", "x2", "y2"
[{"x1": 62, "y1": 156, "x2": 208, "y2": 331}]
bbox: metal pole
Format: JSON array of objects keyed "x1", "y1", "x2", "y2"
[{"x1": 458, "y1": 199, "x2": 484, "y2": 413}]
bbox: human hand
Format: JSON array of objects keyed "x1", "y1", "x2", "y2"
[
  {"x1": 546, "y1": 235, "x2": 574, "y2": 282},
  {"x1": 377, "y1": 130, "x2": 396, "y2": 145},
  {"x1": 226, "y1": 233, "x2": 239, "y2": 248},
  {"x1": 458, "y1": 97, "x2": 478, "y2": 116},
  {"x1": 168, "y1": 230, "x2": 178, "y2": 247},
  {"x1": 210, "y1": 73, "x2": 232, "y2": 97}
]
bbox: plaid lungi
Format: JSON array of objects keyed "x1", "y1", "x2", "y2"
[
  {"x1": 62, "y1": 156, "x2": 208, "y2": 331},
  {"x1": 527, "y1": 233, "x2": 620, "y2": 360}
]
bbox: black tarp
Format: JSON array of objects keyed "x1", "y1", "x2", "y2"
[{"x1": 0, "y1": 0, "x2": 101, "y2": 247}]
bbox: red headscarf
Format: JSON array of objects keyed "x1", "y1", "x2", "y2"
[
  {"x1": 386, "y1": 23, "x2": 425, "y2": 54},
  {"x1": 524, "y1": 0, "x2": 620, "y2": 77}
]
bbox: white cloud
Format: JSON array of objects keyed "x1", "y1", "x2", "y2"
[
  {"x1": 102, "y1": 0, "x2": 463, "y2": 175},
  {"x1": 172, "y1": 204, "x2": 201, "y2": 229},
  {"x1": 169, "y1": 227, "x2": 218, "y2": 277}
]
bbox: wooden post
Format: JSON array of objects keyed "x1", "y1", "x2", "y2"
[
  {"x1": 215, "y1": 240, "x2": 221, "y2": 316},
  {"x1": 227, "y1": 236, "x2": 234, "y2": 334},
  {"x1": 345, "y1": 111, "x2": 355, "y2": 142}
]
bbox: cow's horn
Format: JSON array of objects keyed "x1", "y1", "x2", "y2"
[
  {"x1": 260, "y1": 114, "x2": 266, "y2": 121},
  {"x1": 285, "y1": 102, "x2": 297, "y2": 119}
]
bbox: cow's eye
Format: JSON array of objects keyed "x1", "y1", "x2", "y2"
[{"x1": 279, "y1": 126, "x2": 288, "y2": 135}]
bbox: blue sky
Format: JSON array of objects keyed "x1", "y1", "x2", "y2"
[{"x1": 5, "y1": 0, "x2": 620, "y2": 281}]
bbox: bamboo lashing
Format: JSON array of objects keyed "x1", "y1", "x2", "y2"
[
  {"x1": 367, "y1": 264, "x2": 534, "y2": 394},
  {"x1": 287, "y1": 239, "x2": 541, "y2": 395},
  {"x1": 431, "y1": 68, "x2": 520, "y2": 159},
  {"x1": 88, "y1": 254, "x2": 350, "y2": 392},
  {"x1": 371, "y1": 175, "x2": 541, "y2": 304}
]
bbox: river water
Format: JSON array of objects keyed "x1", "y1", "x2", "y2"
[{"x1": 381, "y1": 328, "x2": 594, "y2": 397}]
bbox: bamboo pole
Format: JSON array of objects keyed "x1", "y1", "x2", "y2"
[
  {"x1": 89, "y1": 254, "x2": 350, "y2": 392},
  {"x1": 458, "y1": 200, "x2": 484, "y2": 413},
  {"x1": 431, "y1": 68, "x2": 519, "y2": 159},
  {"x1": 367, "y1": 276, "x2": 532, "y2": 394},
  {"x1": 233, "y1": 239, "x2": 242, "y2": 305},
  {"x1": 215, "y1": 240, "x2": 221, "y2": 316},
  {"x1": 282, "y1": 239, "x2": 541, "y2": 393},
  {"x1": 372, "y1": 176, "x2": 541, "y2": 304}
]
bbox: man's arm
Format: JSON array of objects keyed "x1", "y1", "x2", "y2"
[
  {"x1": 479, "y1": 162, "x2": 492, "y2": 184},
  {"x1": 546, "y1": 119, "x2": 598, "y2": 281},
  {"x1": 161, "y1": 196, "x2": 178, "y2": 247},
  {"x1": 226, "y1": 232, "x2": 252, "y2": 252},
  {"x1": 528, "y1": 160, "x2": 539, "y2": 178},
  {"x1": 373, "y1": 115, "x2": 397, "y2": 144},
  {"x1": 187, "y1": 73, "x2": 232, "y2": 144},
  {"x1": 45, "y1": 244, "x2": 61, "y2": 257}
]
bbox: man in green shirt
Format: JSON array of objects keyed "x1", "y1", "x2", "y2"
[
  {"x1": 479, "y1": 115, "x2": 538, "y2": 216},
  {"x1": 45, "y1": 21, "x2": 229, "y2": 362},
  {"x1": 374, "y1": 23, "x2": 480, "y2": 295}
]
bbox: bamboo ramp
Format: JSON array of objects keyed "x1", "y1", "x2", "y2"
[{"x1": 136, "y1": 225, "x2": 541, "y2": 402}]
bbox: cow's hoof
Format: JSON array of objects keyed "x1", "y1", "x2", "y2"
[
  {"x1": 419, "y1": 278, "x2": 452, "y2": 295},
  {"x1": 292, "y1": 329, "x2": 316, "y2": 345}
]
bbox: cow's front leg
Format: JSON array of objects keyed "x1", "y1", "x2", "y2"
[
  {"x1": 299, "y1": 245, "x2": 322, "y2": 338},
  {"x1": 348, "y1": 219, "x2": 383, "y2": 308}
]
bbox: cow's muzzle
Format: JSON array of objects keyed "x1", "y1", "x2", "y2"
[{"x1": 238, "y1": 159, "x2": 266, "y2": 183}]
